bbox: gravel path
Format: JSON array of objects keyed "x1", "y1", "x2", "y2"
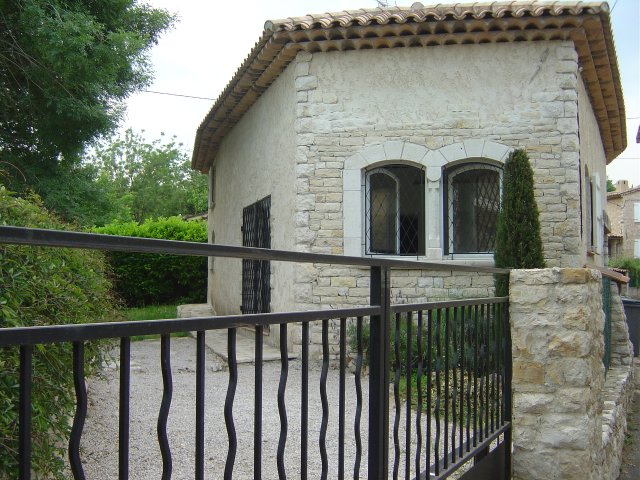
[{"x1": 80, "y1": 336, "x2": 472, "y2": 479}]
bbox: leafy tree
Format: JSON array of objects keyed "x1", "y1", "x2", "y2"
[
  {"x1": 494, "y1": 149, "x2": 546, "y2": 295},
  {"x1": 0, "y1": 0, "x2": 174, "y2": 190},
  {"x1": 607, "y1": 178, "x2": 616, "y2": 192},
  {"x1": 88, "y1": 129, "x2": 208, "y2": 222},
  {"x1": 19, "y1": 159, "x2": 133, "y2": 226}
]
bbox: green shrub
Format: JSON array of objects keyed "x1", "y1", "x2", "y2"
[
  {"x1": 94, "y1": 217, "x2": 207, "y2": 306},
  {"x1": 0, "y1": 187, "x2": 117, "y2": 479},
  {"x1": 347, "y1": 307, "x2": 501, "y2": 373},
  {"x1": 494, "y1": 149, "x2": 546, "y2": 295},
  {"x1": 609, "y1": 257, "x2": 640, "y2": 287}
]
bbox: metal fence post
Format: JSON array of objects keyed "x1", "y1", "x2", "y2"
[
  {"x1": 503, "y1": 296, "x2": 513, "y2": 480},
  {"x1": 369, "y1": 265, "x2": 390, "y2": 479}
]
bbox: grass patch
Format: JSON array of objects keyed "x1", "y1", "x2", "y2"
[
  {"x1": 124, "y1": 304, "x2": 189, "y2": 341},
  {"x1": 125, "y1": 304, "x2": 178, "y2": 322}
]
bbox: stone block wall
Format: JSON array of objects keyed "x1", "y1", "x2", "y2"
[
  {"x1": 601, "y1": 281, "x2": 635, "y2": 478},
  {"x1": 290, "y1": 42, "x2": 586, "y2": 351},
  {"x1": 610, "y1": 282, "x2": 634, "y2": 367},
  {"x1": 292, "y1": 41, "x2": 584, "y2": 272},
  {"x1": 510, "y1": 268, "x2": 634, "y2": 480}
]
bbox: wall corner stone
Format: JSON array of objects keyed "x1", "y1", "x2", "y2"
[{"x1": 510, "y1": 268, "x2": 604, "y2": 480}]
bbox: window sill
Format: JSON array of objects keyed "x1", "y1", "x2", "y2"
[{"x1": 362, "y1": 253, "x2": 496, "y2": 267}]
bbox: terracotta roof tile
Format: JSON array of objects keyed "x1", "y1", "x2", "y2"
[{"x1": 192, "y1": 1, "x2": 626, "y2": 172}]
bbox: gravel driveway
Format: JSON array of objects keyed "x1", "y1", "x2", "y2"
[{"x1": 80, "y1": 336, "x2": 470, "y2": 479}]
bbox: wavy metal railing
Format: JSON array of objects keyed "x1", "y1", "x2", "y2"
[
  {"x1": 0, "y1": 226, "x2": 511, "y2": 480},
  {"x1": 386, "y1": 298, "x2": 512, "y2": 480}
]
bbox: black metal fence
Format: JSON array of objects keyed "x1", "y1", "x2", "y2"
[{"x1": 0, "y1": 226, "x2": 511, "y2": 480}]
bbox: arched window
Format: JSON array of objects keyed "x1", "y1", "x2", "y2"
[
  {"x1": 365, "y1": 164, "x2": 425, "y2": 255},
  {"x1": 444, "y1": 163, "x2": 502, "y2": 255}
]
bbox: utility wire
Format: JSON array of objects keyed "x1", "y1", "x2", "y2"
[
  {"x1": 143, "y1": 87, "x2": 640, "y2": 121},
  {"x1": 142, "y1": 89, "x2": 215, "y2": 101}
]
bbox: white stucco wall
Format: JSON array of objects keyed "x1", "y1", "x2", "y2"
[
  {"x1": 577, "y1": 76, "x2": 608, "y2": 266},
  {"x1": 208, "y1": 63, "x2": 297, "y2": 317}
]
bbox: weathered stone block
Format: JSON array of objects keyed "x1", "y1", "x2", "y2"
[
  {"x1": 513, "y1": 360, "x2": 545, "y2": 384},
  {"x1": 295, "y1": 75, "x2": 318, "y2": 91}
]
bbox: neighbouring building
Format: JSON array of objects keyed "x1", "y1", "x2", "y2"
[
  {"x1": 607, "y1": 180, "x2": 640, "y2": 260},
  {"x1": 190, "y1": 2, "x2": 626, "y2": 350}
]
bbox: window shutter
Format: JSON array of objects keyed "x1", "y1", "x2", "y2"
[
  {"x1": 635, "y1": 239, "x2": 640, "y2": 259},
  {"x1": 584, "y1": 169, "x2": 593, "y2": 247},
  {"x1": 634, "y1": 202, "x2": 640, "y2": 222},
  {"x1": 593, "y1": 174, "x2": 602, "y2": 254}
]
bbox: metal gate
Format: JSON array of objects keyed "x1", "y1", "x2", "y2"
[
  {"x1": 241, "y1": 196, "x2": 271, "y2": 315},
  {"x1": 374, "y1": 296, "x2": 512, "y2": 480}
]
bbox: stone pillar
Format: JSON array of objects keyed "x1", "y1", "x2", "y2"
[{"x1": 509, "y1": 268, "x2": 604, "y2": 480}]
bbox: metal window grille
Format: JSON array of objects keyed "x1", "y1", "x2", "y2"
[
  {"x1": 241, "y1": 196, "x2": 271, "y2": 314},
  {"x1": 445, "y1": 163, "x2": 501, "y2": 255},
  {"x1": 365, "y1": 165, "x2": 425, "y2": 255}
]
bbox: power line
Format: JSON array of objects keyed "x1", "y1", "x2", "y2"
[
  {"x1": 139, "y1": 89, "x2": 640, "y2": 124},
  {"x1": 611, "y1": 0, "x2": 620, "y2": 12},
  {"x1": 142, "y1": 89, "x2": 215, "y2": 101}
]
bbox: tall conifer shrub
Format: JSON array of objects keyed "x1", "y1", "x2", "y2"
[{"x1": 494, "y1": 149, "x2": 546, "y2": 295}]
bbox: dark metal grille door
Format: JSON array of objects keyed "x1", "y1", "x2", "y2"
[{"x1": 241, "y1": 196, "x2": 271, "y2": 314}]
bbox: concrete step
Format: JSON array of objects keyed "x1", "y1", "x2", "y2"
[{"x1": 177, "y1": 304, "x2": 290, "y2": 364}]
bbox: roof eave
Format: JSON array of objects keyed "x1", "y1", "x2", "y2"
[{"x1": 191, "y1": 2, "x2": 626, "y2": 172}]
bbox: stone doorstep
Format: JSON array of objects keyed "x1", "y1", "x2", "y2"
[{"x1": 177, "y1": 303, "x2": 293, "y2": 364}]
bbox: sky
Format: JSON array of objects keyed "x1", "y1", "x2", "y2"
[{"x1": 121, "y1": 0, "x2": 640, "y2": 184}]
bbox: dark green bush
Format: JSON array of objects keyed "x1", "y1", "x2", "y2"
[
  {"x1": 0, "y1": 187, "x2": 117, "y2": 479},
  {"x1": 494, "y1": 149, "x2": 546, "y2": 295},
  {"x1": 609, "y1": 257, "x2": 640, "y2": 287},
  {"x1": 94, "y1": 217, "x2": 207, "y2": 306}
]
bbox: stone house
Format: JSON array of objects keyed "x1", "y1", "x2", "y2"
[
  {"x1": 190, "y1": 2, "x2": 626, "y2": 349},
  {"x1": 606, "y1": 180, "x2": 640, "y2": 260}
]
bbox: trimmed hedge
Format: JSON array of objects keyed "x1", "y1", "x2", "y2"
[
  {"x1": 94, "y1": 217, "x2": 207, "y2": 306},
  {"x1": 0, "y1": 188, "x2": 116, "y2": 478}
]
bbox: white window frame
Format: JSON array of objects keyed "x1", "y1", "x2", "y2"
[
  {"x1": 634, "y1": 202, "x2": 640, "y2": 223},
  {"x1": 592, "y1": 173, "x2": 603, "y2": 255},
  {"x1": 342, "y1": 140, "x2": 511, "y2": 261}
]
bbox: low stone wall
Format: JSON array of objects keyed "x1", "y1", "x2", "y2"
[
  {"x1": 601, "y1": 281, "x2": 635, "y2": 478},
  {"x1": 510, "y1": 268, "x2": 634, "y2": 480},
  {"x1": 601, "y1": 365, "x2": 634, "y2": 479},
  {"x1": 610, "y1": 281, "x2": 634, "y2": 366}
]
